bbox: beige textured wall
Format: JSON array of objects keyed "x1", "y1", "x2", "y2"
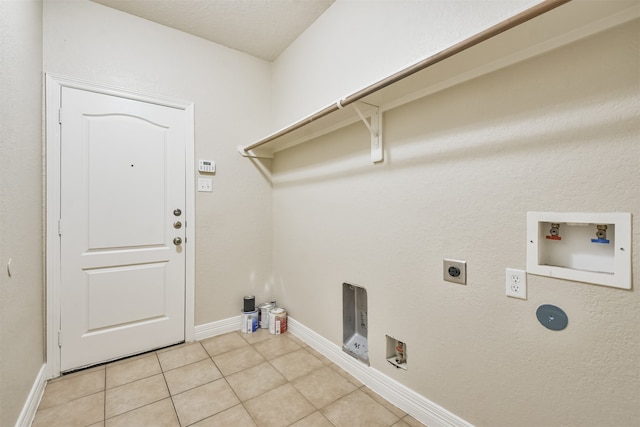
[
  {"x1": 272, "y1": 20, "x2": 640, "y2": 427},
  {"x1": 43, "y1": 0, "x2": 274, "y2": 325},
  {"x1": 0, "y1": 0, "x2": 45, "y2": 425},
  {"x1": 271, "y1": 0, "x2": 540, "y2": 131}
]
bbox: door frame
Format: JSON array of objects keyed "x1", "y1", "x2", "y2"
[{"x1": 45, "y1": 74, "x2": 195, "y2": 379}]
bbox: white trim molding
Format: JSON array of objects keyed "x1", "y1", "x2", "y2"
[
  {"x1": 194, "y1": 316, "x2": 242, "y2": 341},
  {"x1": 194, "y1": 315, "x2": 471, "y2": 426},
  {"x1": 15, "y1": 363, "x2": 47, "y2": 427},
  {"x1": 287, "y1": 317, "x2": 473, "y2": 427}
]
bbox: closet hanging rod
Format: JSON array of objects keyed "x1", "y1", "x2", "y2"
[{"x1": 241, "y1": 0, "x2": 571, "y2": 154}]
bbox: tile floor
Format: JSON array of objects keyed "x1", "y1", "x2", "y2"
[{"x1": 32, "y1": 329, "x2": 427, "y2": 427}]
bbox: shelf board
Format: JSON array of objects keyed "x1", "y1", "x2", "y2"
[{"x1": 240, "y1": 0, "x2": 639, "y2": 159}]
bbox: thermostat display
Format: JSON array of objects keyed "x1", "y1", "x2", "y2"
[{"x1": 198, "y1": 160, "x2": 216, "y2": 173}]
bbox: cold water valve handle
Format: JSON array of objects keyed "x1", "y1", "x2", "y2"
[{"x1": 591, "y1": 224, "x2": 610, "y2": 244}]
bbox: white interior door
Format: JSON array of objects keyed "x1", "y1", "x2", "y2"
[{"x1": 59, "y1": 86, "x2": 187, "y2": 372}]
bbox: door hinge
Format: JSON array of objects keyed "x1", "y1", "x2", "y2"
[
  {"x1": 58, "y1": 108, "x2": 63, "y2": 124},
  {"x1": 58, "y1": 219, "x2": 62, "y2": 236},
  {"x1": 58, "y1": 330, "x2": 62, "y2": 347}
]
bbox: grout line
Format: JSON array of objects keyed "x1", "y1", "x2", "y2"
[
  {"x1": 156, "y1": 350, "x2": 181, "y2": 426},
  {"x1": 161, "y1": 354, "x2": 211, "y2": 375},
  {"x1": 244, "y1": 336, "x2": 301, "y2": 427},
  {"x1": 202, "y1": 333, "x2": 252, "y2": 360},
  {"x1": 104, "y1": 396, "x2": 175, "y2": 424},
  {"x1": 102, "y1": 374, "x2": 173, "y2": 422},
  {"x1": 104, "y1": 364, "x2": 164, "y2": 391},
  {"x1": 208, "y1": 338, "x2": 261, "y2": 427},
  {"x1": 103, "y1": 367, "x2": 106, "y2": 424},
  {"x1": 37, "y1": 330, "x2": 419, "y2": 426},
  {"x1": 203, "y1": 336, "x2": 256, "y2": 426},
  {"x1": 240, "y1": 401, "x2": 261, "y2": 427}
]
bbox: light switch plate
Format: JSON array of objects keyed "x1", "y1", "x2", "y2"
[{"x1": 197, "y1": 178, "x2": 212, "y2": 192}]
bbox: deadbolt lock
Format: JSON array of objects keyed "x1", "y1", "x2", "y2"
[
  {"x1": 173, "y1": 209, "x2": 182, "y2": 216},
  {"x1": 173, "y1": 237, "x2": 182, "y2": 245},
  {"x1": 173, "y1": 221, "x2": 182, "y2": 229}
]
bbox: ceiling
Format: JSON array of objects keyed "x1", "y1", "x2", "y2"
[{"x1": 91, "y1": 0, "x2": 335, "y2": 61}]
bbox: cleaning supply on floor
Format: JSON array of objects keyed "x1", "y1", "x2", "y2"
[
  {"x1": 258, "y1": 302, "x2": 274, "y2": 329},
  {"x1": 241, "y1": 309, "x2": 258, "y2": 333},
  {"x1": 268, "y1": 307, "x2": 287, "y2": 335},
  {"x1": 243, "y1": 295, "x2": 255, "y2": 312}
]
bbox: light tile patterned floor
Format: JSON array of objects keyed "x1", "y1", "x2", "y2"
[{"x1": 32, "y1": 329, "x2": 427, "y2": 427}]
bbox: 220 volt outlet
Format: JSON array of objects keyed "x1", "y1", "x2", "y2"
[
  {"x1": 443, "y1": 259, "x2": 466, "y2": 285},
  {"x1": 506, "y1": 268, "x2": 527, "y2": 299}
]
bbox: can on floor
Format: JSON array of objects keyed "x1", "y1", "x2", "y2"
[
  {"x1": 241, "y1": 309, "x2": 259, "y2": 334},
  {"x1": 258, "y1": 302, "x2": 273, "y2": 329},
  {"x1": 243, "y1": 295, "x2": 255, "y2": 313},
  {"x1": 268, "y1": 308, "x2": 287, "y2": 335}
]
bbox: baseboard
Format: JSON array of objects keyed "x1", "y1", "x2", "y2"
[
  {"x1": 194, "y1": 315, "x2": 241, "y2": 341},
  {"x1": 193, "y1": 315, "x2": 471, "y2": 426},
  {"x1": 15, "y1": 363, "x2": 47, "y2": 427},
  {"x1": 287, "y1": 317, "x2": 473, "y2": 427},
  {"x1": 14, "y1": 321, "x2": 235, "y2": 425}
]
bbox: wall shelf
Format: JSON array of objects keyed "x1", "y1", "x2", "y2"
[{"x1": 239, "y1": 0, "x2": 640, "y2": 161}]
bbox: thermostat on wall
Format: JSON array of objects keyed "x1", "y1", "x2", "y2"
[{"x1": 198, "y1": 159, "x2": 216, "y2": 173}]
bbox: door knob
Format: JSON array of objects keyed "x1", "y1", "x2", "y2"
[
  {"x1": 173, "y1": 221, "x2": 182, "y2": 229},
  {"x1": 173, "y1": 237, "x2": 182, "y2": 245},
  {"x1": 173, "y1": 209, "x2": 182, "y2": 216}
]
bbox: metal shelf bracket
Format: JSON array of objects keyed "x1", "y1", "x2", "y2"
[{"x1": 352, "y1": 102, "x2": 383, "y2": 163}]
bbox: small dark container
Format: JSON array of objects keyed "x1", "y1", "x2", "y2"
[{"x1": 243, "y1": 295, "x2": 255, "y2": 313}]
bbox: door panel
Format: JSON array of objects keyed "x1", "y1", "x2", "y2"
[
  {"x1": 60, "y1": 87, "x2": 186, "y2": 371},
  {"x1": 84, "y1": 262, "x2": 168, "y2": 331},
  {"x1": 86, "y1": 115, "x2": 167, "y2": 249}
]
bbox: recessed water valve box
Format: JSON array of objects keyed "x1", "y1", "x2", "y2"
[
  {"x1": 386, "y1": 335, "x2": 407, "y2": 370},
  {"x1": 526, "y1": 212, "x2": 631, "y2": 289}
]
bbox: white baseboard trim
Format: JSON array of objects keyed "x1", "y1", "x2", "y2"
[
  {"x1": 193, "y1": 315, "x2": 471, "y2": 426},
  {"x1": 287, "y1": 317, "x2": 473, "y2": 427},
  {"x1": 17, "y1": 318, "x2": 468, "y2": 426},
  {"x1": 15, "y1": 363, "x2": 47, "y2": 427},
  {"x1": 194, "y1": 315, "x2": 241, "y2": 341}
]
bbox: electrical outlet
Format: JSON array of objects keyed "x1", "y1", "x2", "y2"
[
  {"x1": 443, "y1": 259, "x2": 466, "y2": 285},
  {"x1": 506, "y1": 268, "x2": 527, "y2": 299}
]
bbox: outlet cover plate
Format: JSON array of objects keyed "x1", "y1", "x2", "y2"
[
  {"x1": 506, "y1": 268, "x2": 527, "y2": 299},
  {"x1": 443, "y1": 259, "x2": 466, "y2": 285}
]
